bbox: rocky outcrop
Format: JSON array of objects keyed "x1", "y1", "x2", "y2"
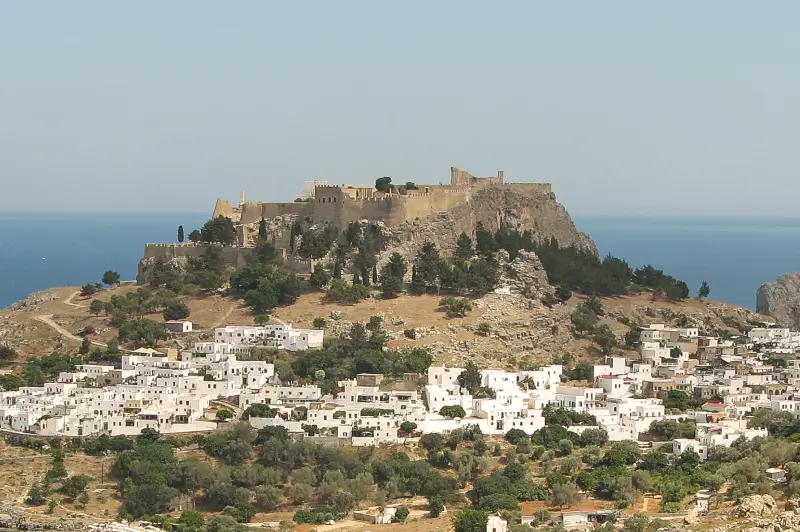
[
  {"x1": 735, "y1": 494, "x2": 777, "y2": 518},
  {"x1": 4, "y1": 290, "x2": 61, "y2": 311},
  {"x1": 376, "y1": 184, "x2": 595, "y2": 274},
  {"x1": 497, "y1": 250, "x2": 550, "y2": 298},
  {"x1": 757, "y1": 272, "x2": 800, "y2": 326}
]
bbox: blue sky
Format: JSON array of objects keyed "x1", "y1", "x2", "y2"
[{"x1": 2, "y1": 2, "x2": 799, "y2": 215}]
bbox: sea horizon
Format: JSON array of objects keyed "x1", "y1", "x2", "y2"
[{"x1": 1, "y1": 212, "x2": 799, "y2": 311}]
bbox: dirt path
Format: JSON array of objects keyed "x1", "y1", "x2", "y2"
[
  {"x1": 210, "y1": 303, "x2": 238, "y2": 329},
  {"x1": 63, "y1": 291, "x2": 87, "y2": 309},
  {"x1": 33, "y1": 314, "x2": 108, "y2": 348}
]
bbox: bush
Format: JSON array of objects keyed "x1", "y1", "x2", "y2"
[
  {"x1": 327, "y1": 280, "x2": 371, "y2": 304},
  {"x1": 25, "y1": 484, "x2": 47, "y2": 506},
  {"x1": 505, "y1": 429, "x2": 528, "y2": 445},
  {"x1": 163, "y1": 299, "x2": 190, "y2": 321},
  {"x1": 477, "y1": 322, "x2": 491, "y2": 336},
  {"x1": 313, "y1": 317, "x2": 326, "y2": 329},
  {"x1": 439, "y1": 405, "x2": 466, "y2": 419},
  {"x1": 393, "y1": 506, "x2": 410, "y2": 523},
  {"x1": 293, "y1": 507, "x2": 342, "y2": 524},
  {"x1": 439, "y1": 296, "x2": 472, "y2": 318}
]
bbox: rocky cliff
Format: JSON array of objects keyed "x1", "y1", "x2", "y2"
[
  {"x1": 756, "y1": 271, "x2": 800, "y2": 326},
  {"x1": 376, "y1": 184, "x2": 596, "y2": 271}
]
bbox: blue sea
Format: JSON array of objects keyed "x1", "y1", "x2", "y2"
[
  {"x1": 0, "y1": 212, "x2": 207, "y2": 308},
  {"x1": 1, "y1": 213, "x2": 799, "y2": 310}
]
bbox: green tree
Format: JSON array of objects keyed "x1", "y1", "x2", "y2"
[
  {"x1": 326, "y1": 279, "x2": 370, "y2": 304},
  {"x1": 593, "y1": 324, "x2": 618, "y2": 355},
  {"x1": 163, "y1": 299, "x2": 191, "y2": 321},
  {"x1": 555, "y1": 284, "x2": 572, "y2": 302},
  {"x1": 0, "y1": 344, "x2": 19, "y2": 366},
  {"x1": 178, "y1": 508, "x2": 205, "y2": 532},
  {"x1": 313, "y1": 317, "x2": 326, "y2": 329},
  {"x1": 454, "y1": 510, "x2": 488, "y2": 532},
  {"x1": 79, "y1": 336, "x2": 91, "y2": 355},
  {"x1": 439, "y1": 296, "x2": 472, "y2": 317},
  {"x1": 200, "y1": 216, "x2": 237, "y2": 244},
  {"x1": 254, "y1": 314, "x2": 270, "y2": 325},
  {"x1": 467, "y1": 257, "x2": 501, "y2": 295},
  {"x1": 242, "y1": 403, "x2": 277, "y2": 420},
  {"x1": 310, "y1": 264, "x2": 331, "y2": 290},
  {"x1": 375, "y1": 176, "x2": 392, "y2": 192},
  {"x1": 118, "y1": 318, "x2": 168, "y2": 347},
  {"x1": 474, "y1": 224, "x2": 495, "y2": 257},
  {"x1": 188, "y1": 229, "x2": 201, "y2": 243},
  {"x1": 177, "y1": 225, "x2": 185, "y2": 243},
  {"x1": 25, "y1": 484, "x2": 47, "y2": 506},
  {"x1": 698, "y1": 280, "x2": 710, "y2": 299},
  {"x1": 0, "y1": 374, "x2": 23, "y2": 390},
  {"x1": 258, "y1": 218, "x2": 268, "y2": 241},
  {"x1": 550, "y1": 482, "x2": 580, "y2": 509},
  {"x1": 216, "y1": 409, "x2": 235, "y2": 421},
  {"x1": 412, "y1": 242, "x2": 441, "y2": 293},
  {"x1": 80, "y1": 283, "x2": 100, "y2": 297},
  {"x1": 22, "y1": 365, "x2": 46, "y2": 386},
  {"x1": 102, "y1": 270, "x2": 121, "y2": 286},
  {"x1": 458, "y1": 361, "x2": 482, "y2": 394},
  {"x1": 669, "y1": 346, "x2": 682, "y2": 358},
  {"x1": 439, "y1": 405, "x2": 466, "y2": 419},
  {"x1": 89, "y1": 299, "x2": 104, "y2": 316},
  {"x1": 61, "y1": 475, "x2": 91, "y2": 499},
  {"x1": 454, "y1": 232, "x2": 474, "y2": 263},
  {"x1": 625, "y1": 328, "x2": 641, "y2": 348},
  {"x1": 380, "y1": 252, "x2": 408, "y2": 298},
  {"x1": 106, "y1": 338, "x2": 120, "y2": 354}
]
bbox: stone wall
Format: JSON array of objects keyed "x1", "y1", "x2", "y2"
[
  {"x1": 240, "y1": 201, "x2": 314, "y2": 225},
  {"x1": 212, "y1": 198, "x2": 235, "y2": 219},
  {"x1": 137, "y1": 243, "x2": 316, "y2": 283}
]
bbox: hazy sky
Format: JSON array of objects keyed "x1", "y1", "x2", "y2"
[{"x1": 2, "y1": 2, "x2": 799, "y2": 216}]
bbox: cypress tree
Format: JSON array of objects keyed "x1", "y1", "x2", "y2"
[
  {"x1": 333, "y1": 261, "x2": 342, "y2": 279},
  {"x1": 258, "y1": 217, "x2": 268, "y2": 241},
  {"x1": 372, "y1": 265, "x2": 378, "y2": 284},
  {"x1": 177, "y1": 225, "x2": 184, "y2": 243},
  {"x1": 353, "y1": 272, "x2": 361, "y2": 285}
]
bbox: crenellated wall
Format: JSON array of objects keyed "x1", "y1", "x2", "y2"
[{"x1": 240, "y1": 201, "x2": 314, "y2": 225}]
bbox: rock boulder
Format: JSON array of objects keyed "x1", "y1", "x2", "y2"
[{"x1": 757, "y1": 272, "x2": 800, "y2": 326}]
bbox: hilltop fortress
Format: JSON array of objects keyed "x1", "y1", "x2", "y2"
[
  {"x1": 212, "y1": 167, "x2": 551, "y2": 232},
  {"x1": 139, "y1": 166, "x2": 594, "y2": 282}
]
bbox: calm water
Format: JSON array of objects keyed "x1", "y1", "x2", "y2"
[
  {"x1": 574, "y1": 216, "x2": 800, "y2": 310},
  {"x1": 1, "y1": 213, "x2": 798, "y2": 310},
  {"x1": 0, "y1": 212, "x2": 206, "y2": 307}
]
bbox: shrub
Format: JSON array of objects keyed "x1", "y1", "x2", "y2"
[
  {"x1": 439, "y1": 296, "x2": 472, "y2": 318},
  {"x1": 393, "y1": 506, "x2": 410, "y2": 523},
  {"x1": 327, "y1": 280, "x2": 371, "y2": 304},
  {"x1": 293, "y1": 507, "x2": 342, "y2": 524}
]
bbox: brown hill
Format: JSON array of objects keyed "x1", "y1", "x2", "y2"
[{"x1": 0, "y1": 285, "x2": 773, "y2": 368}]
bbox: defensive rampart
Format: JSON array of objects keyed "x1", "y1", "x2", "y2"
[
  {"x1": 239, "y1": 201, "x2": 314, "y2": 225},
  {"x1": 142, "y1": 243, "x2": 249, "y2": 265},
  {"x1": 138, "y1": 243, "x2": 316, "y2": 283}
]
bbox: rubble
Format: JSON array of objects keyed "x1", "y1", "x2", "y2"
[{"x1": 735, "y1": 494, "x2": 777, "y2": 518}]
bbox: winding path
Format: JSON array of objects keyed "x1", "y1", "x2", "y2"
[
  {"x1": 34, "y1": 314, "x2": 110, "y2": 349},
  {"x1": 63, "y1": 290, "x2": 87, "y2": 309},
  {"x1": 210, "y1": 303, "x2": 237, "y2": 329}
]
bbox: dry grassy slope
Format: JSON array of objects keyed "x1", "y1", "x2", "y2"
[{"x1": 0, "y1": 284, "x2": 774, "y2": 368}]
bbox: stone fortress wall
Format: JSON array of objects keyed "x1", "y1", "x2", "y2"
[
  {"x1": 140, "y1": 166, "x2": 562, "y2": 282},
  {"x1": 138, "y1": 243, "x2": 317, "y2": 282},
  {"x1": 212, "y1": 167, "x2": 553, "y2": 230}
]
